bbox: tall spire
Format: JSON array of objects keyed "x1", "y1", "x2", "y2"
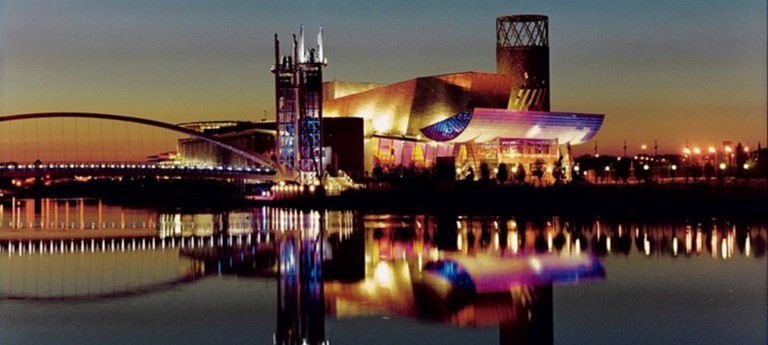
[
  {"x1": 299, "y1": 24, "x2": 306, "y2": 63},
  {"x1": 317, "y1": 25, "x2": 324, "y2": 64}
]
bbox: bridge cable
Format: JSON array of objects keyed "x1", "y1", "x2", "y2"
[
  {"x1": 99, "y1": 119, "x2": 104, "y2": 162},
  {"x1": 35, "y1": 118, "x2": 39, "y2": 161},
  {"x1": 111, "y1": 119, "x2": 117, "y2": 163},
  {"x1": 126, "y1": 122, "x2": 132, "y2": 162},
  {"x1": 21, "y1": 120, "x2": 27, "y2": 162},
  {"x1": 2, "y1": 121, "x2": 6, "y2": 161},
  {"x1": 47, "y1": 117, "x2": 53, "y2": 163},
  {"x1": 87, "y1": 118, "x2": 93, "y2": 162},
  {"x1": 74, "y1": 118, "x2": 80, "y2": 163}
]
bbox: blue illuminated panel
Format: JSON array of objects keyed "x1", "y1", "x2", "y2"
[{"x1": 419, "y1": 111, "x2": 473, "y2": 142}]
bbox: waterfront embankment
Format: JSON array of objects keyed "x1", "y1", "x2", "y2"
[{"x1": 265, "y1": 180, "x2": 768, "y2": 219}]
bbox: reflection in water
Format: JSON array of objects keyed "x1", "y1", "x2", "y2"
[
  {"x1": 0, "y1": 246, "x2": 201, "y2": 299},
  {"x1": 1, "y1": 204, "x2": 766, "y2": 344}
]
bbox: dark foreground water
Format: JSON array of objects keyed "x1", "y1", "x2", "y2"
[{"x1": 0, "y1": 200, "x2": 765, "y2": 345}]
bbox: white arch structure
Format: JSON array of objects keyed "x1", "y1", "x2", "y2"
[{"x1": 0, "y1": 112, "x2": 296, "y2": 180}]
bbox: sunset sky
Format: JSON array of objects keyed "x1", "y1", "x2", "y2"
[{"x1": 1, "y1": 0, "x2": 766, "y2": 159}]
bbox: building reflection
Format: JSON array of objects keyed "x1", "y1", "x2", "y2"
[{"x1": 1, "y1": 206, "x2": 766, "y2": 345}]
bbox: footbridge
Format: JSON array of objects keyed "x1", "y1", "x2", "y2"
[{"x1": 0, "y1": 112, "x2": 297, "y2": 182}]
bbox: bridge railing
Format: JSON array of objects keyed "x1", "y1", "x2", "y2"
[{"x1": 0, "y1": 162, "x2": 278, "y2": 176}]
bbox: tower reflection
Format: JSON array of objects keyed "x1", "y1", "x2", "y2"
[{"x1": 275, "y1": 218, "x2": 328, "y2": 345}]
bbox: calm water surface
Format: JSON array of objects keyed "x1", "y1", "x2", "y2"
[{"x1": 0, "y1": 198, "x2": 765, "y2": 345}]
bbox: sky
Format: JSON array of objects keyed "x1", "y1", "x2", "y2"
[{"x1": 0, "y1": 0, "x2": 766, "y2": 159}]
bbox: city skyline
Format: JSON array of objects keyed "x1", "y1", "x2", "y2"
[{"x1": 1, "y1": 0, "x2": 766, "y2": 158}]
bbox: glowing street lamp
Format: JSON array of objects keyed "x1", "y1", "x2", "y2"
[{"x1": 719, "y1": 162, "x2": 727, "y2": 170}]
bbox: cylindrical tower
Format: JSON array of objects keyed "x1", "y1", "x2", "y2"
[{"x1": 496, "y1": 15, "x2": 549, "y2": 111}]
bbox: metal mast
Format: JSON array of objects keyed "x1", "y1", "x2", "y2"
[{"x1": 272, "y1": 26, "x2": 327, "y2": 184}]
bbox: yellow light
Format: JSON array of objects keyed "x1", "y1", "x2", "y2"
[
  {"x1": 573, "y1": 165, "x2": 580, "y2": 172},
  {"x1": 604, "y1": 166, "x2": 610, "y2": 171},
  {"x1": 643, "y1": 164, "x2": 649, "y2": 170},
  {"x1": 724, "y1": 146, "x2": 732, "y2": 153},
  {"x1": 373, "y1": 261, "x2": 394, "y2": 288},
  {"x1": 693, "y1": 147, "x2": 701, "y2": 154},
  {"x1": 671, "y1": 164, "x2": 677, "y2": 171},
  {"x1": 708, "y1": 146, "x2": 716, "y2": 154},
  {"x1": 683, "y1": 147, "x2": 691, "y2": 155},
  {"x1": 719, "y1": 162, "x2": 726, "y2": 170},
  {"x1": 743, "y1": 163, "x2": 749, "y2": 170},
  {"x1": 672, "y1": 237, "x2": 678, "y2": 256},
  {"x1": 641, "y1": 144, "x2": 647, "y2": 150}
]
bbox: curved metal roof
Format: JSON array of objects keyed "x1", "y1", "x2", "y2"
[{"x1": 420, "y1": 108, "x2": 604, "y2": 145}]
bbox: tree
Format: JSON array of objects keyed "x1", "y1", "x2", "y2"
[
  {"x1": 703, "y1": 162, "x2": 715, "y2": 181},
  {"x1": 372, "y1": 165, "x2": 384, "y2": 180},
  {"x1": 479, "y1": 163, "x2": 492, "y2": 181},
  {"x1": 616, "y1": 158, "x2": 631, "y2": 184},
  {"x1": 532, "y1": 159, "x2": 546, "y2": 185},
  {"x1": 496, "y1": 163, "x2": 509, "y2": 184},
  {"x1": 552, "y1": 156, "x2": 565, "y2": 185},
  {"x1": 465, "y1": 167, "x2": 475, "y2": 181},
  {"x1": 515, "y1": 163, "x2": 526, "y2": 185}
]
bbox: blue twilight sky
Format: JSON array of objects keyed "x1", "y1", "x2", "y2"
[{"x1": 1, "y1": 0, "x2": 766, "y2": 156}]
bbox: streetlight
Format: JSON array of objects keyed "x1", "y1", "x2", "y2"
[{"x1": 671, "y1": 164, "x2": 678, "y2": 183}]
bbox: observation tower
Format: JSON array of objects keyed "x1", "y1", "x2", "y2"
[{"x1": 496, "y1": 15, "x2": 550, "y2": 111}]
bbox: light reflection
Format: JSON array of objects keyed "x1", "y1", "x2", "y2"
[
  {"x1": 643, "y1": 233, "x2": 650, "y2": 256},
  {"x1": 511, "y1": 230, "x2": 519, "y2": 254},
  {"x1": 721, "y1": 238, "x2": 727, "y2": 260},
  {"x1": 695, "y1": 228, "x2": 703, "y2": 255},
  {"x1": 672, "y1": 237, "x2": 678, "y2": 256}
]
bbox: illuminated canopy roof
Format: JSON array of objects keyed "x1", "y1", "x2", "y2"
[{"x1": 420, "y1": 108, "x2": 604, "y2": 144}]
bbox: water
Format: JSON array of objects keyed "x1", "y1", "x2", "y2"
[{"x1": 0, "y1": 198, "x2": 765, "y2": 345}]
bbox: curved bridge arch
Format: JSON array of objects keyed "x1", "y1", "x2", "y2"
[{"x1": 0, "y1": 112, "x2": 295, "y2": 180}]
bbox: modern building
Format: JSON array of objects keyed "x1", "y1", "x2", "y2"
[
  {"x1": 176, "y1": 121, "x2": 275, "y2": 168},
  {"x1": 322, "y1": 14, "x2": 604, "y2": 181},
  {"x1": 175, "y1": 15, "x2": 604, "y2": 183}
]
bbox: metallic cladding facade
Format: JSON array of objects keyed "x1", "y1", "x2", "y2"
[{"x1": 323, "y1": 72, "x2": 517, "y2": 137}]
